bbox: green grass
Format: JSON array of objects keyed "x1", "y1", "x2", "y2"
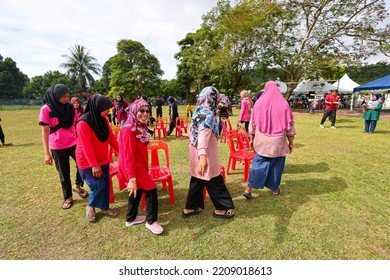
[{"x1": 0, "y1": 106, "x2": 389, "y2": 260}]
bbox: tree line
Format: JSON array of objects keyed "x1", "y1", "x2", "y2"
[{"x1": 1, "y1": 0, "x2": 389, "y2": 101}]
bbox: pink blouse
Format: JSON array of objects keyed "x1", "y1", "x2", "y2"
[
  {"x1": 249, "y1": 120, "x2": 296, "y2": 158},
  {"x1": 189, "y1": 129, "x2": 221, "y2": 180}
]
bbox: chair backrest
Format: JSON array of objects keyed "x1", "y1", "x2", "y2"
[
  {"x1": 226, "y1": 129, "x2": 240, "y2": 154},
  {"x1": 111, "y1": 124, "x2": 120, "y2": 138},
  {"x1": 237, "y1": 129, "x2": 251, "y2": 150},
  {"x1": 155, "y1": 117, "x2": 167, "y2": 129},
  {"x1": 147, "y1": 140, "x2": 170, "y2": 169},
  {"x1": 221, "y1": 118, "x2": 232, "y2": 131},
  {"x1": 176, "y1": 116, "x2": 189, "y2": 128}
]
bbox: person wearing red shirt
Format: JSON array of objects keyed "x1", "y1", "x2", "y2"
[
  {"x1": 320, "y1": 89, "x2": 340, "y2": 129},
  {"x1": 76, "y1": 95, "x2": 119, "y2": 222},
  {"x1": 117, "y1": 99, "x2": 164, "y2": 235}
]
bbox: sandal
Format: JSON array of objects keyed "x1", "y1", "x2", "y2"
[
  {"x1": 182, "y1": 208, "x2": 203, "y2": 218},
  {"x1": 272, "y1": 188, "x2": 282, "y2": 195},
  {"x1": 62, "y1": 199, "x2": 73, "y2": 210},
  {"x1": 73, "y1": 186, "x2": 89, "y2": 198},
  {"x1": 242, "y1": 191, "x2": 253, "y2": 199},
  {"x1": 101, "y1": 208, "x2": 119, "y2": 217},
  {"x1": 213, "y1": 209, "x2": 235, "y2": 219},
  {"x1": 86, "y1": 206, "x2": 96, "y2": 222}
]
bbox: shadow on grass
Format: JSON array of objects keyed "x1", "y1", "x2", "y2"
[
  {"x1": 336, "y1": 118, "x2": 355, "y2": 123},
  {"x1": 233, "y1": 176, "x2": 347, "y2": 244},
  {"x1": 284, "y1": 162, "x2": 329, "y2": 173},
  {"x1": 371, "y1": 130, "x2": 390, "y2": 134}
]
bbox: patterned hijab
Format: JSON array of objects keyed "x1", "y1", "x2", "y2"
[
  {"x1": 43, "y1": 84, "x2": 74, "y2": 129},
  {"x1": 190, "y1": 86, "x2": 220, "y2": 146},
  {"x1": 122, "y1": 99, "x2": 150, "y2": 145},
  {"x1": 78, "y1": 95, "x2": 113, "y2": 142}
]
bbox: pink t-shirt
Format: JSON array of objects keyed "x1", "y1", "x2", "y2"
[
  {"x1": 188, "y1": 129, "x2": 221, "y2": 180},
  {"x1": 39, "y1": 104, "x2": 77, "y2": 150}
]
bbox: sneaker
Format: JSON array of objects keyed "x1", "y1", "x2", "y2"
[
  {"x1": 146, "y1": 221, "x2": 164, "y2": 235},
  {"x1": 319, "y1": 124, "x2": 324, "y2": 128},
  {"x1": 125, "y1": 215, "x2": 146, "y2": 227},
  {"x1": 330, "y1": 126, "x2": 336, "y2": 129}
]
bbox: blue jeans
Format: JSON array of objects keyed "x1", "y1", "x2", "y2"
[{"x1": 364, "y1": 120, "x2": 377, "y2": 133}]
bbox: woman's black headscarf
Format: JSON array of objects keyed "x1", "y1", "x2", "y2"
[
  {"x1": 116, "y1": 93, "x2": 124, "y2": 108},
  {"x1": 43, "y1": 84, "x2": 74, "y2": 129},
  {"x1": 78, "y1": 95, "x2": 114, "y2": 142}
]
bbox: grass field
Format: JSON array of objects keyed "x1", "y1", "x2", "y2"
[{"x1": 0, "y1": 106, "x2": 389, "y2": 260}]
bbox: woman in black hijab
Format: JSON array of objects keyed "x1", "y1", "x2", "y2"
[
  {"x1": 76, "y1": 95, "x2": 119, "y2": 222},
  {"x1": 38, "y1": 84, "x2": 88, "y2": 210}
]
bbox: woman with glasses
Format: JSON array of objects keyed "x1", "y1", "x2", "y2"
[{"x1": 118, "y1": 99, "x2": 164, "y2": 235}]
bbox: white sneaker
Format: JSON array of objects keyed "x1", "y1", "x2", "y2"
[
  {"x1": 319, "y1": 124, "x2": 324, "y2": 128},
  {"x1": 125, "y1": 215, "x2": 146, "y2": 227},
  {"x1": 146, "y1": 221, "x2": 164, "y2": 235},
  {"x1": 330, "y1": 126, "x2": 336, "y2": 129}
]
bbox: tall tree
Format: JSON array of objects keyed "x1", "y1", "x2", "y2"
[
  {"x1": 107, "y1": 39, "x2": 163, "y2": 99},
  {"x1": 0, "y1": 54, "x2": 29, "y2": 99},
  {"x1": 60, "y1": 44, "x2": 101, "y2": 92},
  {"x1": 22, "y1": 71, "x2": 74, "y2": 99},
  {"x1": 237, "y1": 0, "x2": 389, "y2": 98}
]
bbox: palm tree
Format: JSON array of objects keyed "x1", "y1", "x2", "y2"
[{"x1": 60, "y1": 44, "x2": 101, "y2": 91}]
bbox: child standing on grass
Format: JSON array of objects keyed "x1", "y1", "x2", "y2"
[
  {"x1": 39, "y1": 84, "x2": 88, "y2": 210},
  {"x1": 76, "y1": 95, "x2": 119, "y2": 222},
  {"x1": 186, "y1": 103, "x2": 193, "y2": 118},
  {"x1": 117, "y1": 99, "x2": 164, "y2": 235},
  {"x1": 182, "y1": 86, "x2": 235, "y2": 220},
  {"x1": 0, "y1": 116, "x2": 13, "y2": 147}
]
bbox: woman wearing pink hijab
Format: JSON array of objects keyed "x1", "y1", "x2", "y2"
[
  {"x1": 242, "y1": 81, "x2": 295, "y2": 198},
  {"x1": 238, "y1": 90, "x2": 253, "y2": 132}
]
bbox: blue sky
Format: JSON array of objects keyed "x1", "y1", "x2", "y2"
[{"x1": 0, "y1": 0, "x2": 389, "y2": 81}]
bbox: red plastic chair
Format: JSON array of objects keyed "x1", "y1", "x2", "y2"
[
  {"x1": 110, "y1": 124, "x2": 120, "y2": 156},
  {"x1": 153, "y1": 117, "x2": 168, "y2": 140},
  {"x1": 226, "y1": 130, "x2": 255, "y2": 182},
  {"x1": 220, "y1": 118, "x2": 233, "y2": 143},
  {"x1": 175, "y1": 116, "x2": 189, "y2": 139},
  {"x1": 108, "y1": 144, "x2": 118, "y2": 204},
  {"x1": 203, "y1": 165, "x2": 226, "y2": 201},
  {"x1": 141, "y1": 140, "x2": 174, "y2": 210},
  {"x1": 237, "y1": 128, "x2": 252, "y2": 151}
]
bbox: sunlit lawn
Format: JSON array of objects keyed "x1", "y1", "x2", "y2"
[{"x1": 0, "y1": 106, "x2": 389, "y2": 260}]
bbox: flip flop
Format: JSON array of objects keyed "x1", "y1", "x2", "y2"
[
  {"x1": 182, "y1": 208, "x2": 202, "y2": 218},
  {"x1": 272, "y1": 188, "x2": 282, "y2": 195},
  {"x1": 73, "y1": 187, "x2": 89, "y2": 198},
  {"x1": 213, "y1": 209, "x2": 235, "y2": 219},
  {"x1": 62, "y1": 200, "x2": 73, "y2": 210},
  {"x1": 86, "y1": 206, "x2": 96, "y2": 222},
  {"x1": 242, "y1": 192, "x2": 253, "y2": 199}
]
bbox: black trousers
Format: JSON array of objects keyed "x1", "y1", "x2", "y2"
[
  {"x1": 0, "y1": 125, "x2": 4, "y2": 144},
  {"x1": 51, "y1": 145, "x2": 83, "y2": 200},
  {"x1": 320, "y1": 109, "x2": 337, "y2": 126},
  {"x1": 126, "y1": 188, "x2": 158, "y2": 224},
  {"x1": 156, "y1": 107, "x2": 162, "y2": 118},
  {"x1": 185, "y1": 175, "x2": 235, "y2": 211}
]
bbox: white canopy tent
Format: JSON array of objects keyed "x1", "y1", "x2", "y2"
[
  {"x1": 293, "y1": 79, "x2": 337, "y2": 95},
  {"x1": 332, "y1": 74, "x2": 360, "y2": 94}
]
